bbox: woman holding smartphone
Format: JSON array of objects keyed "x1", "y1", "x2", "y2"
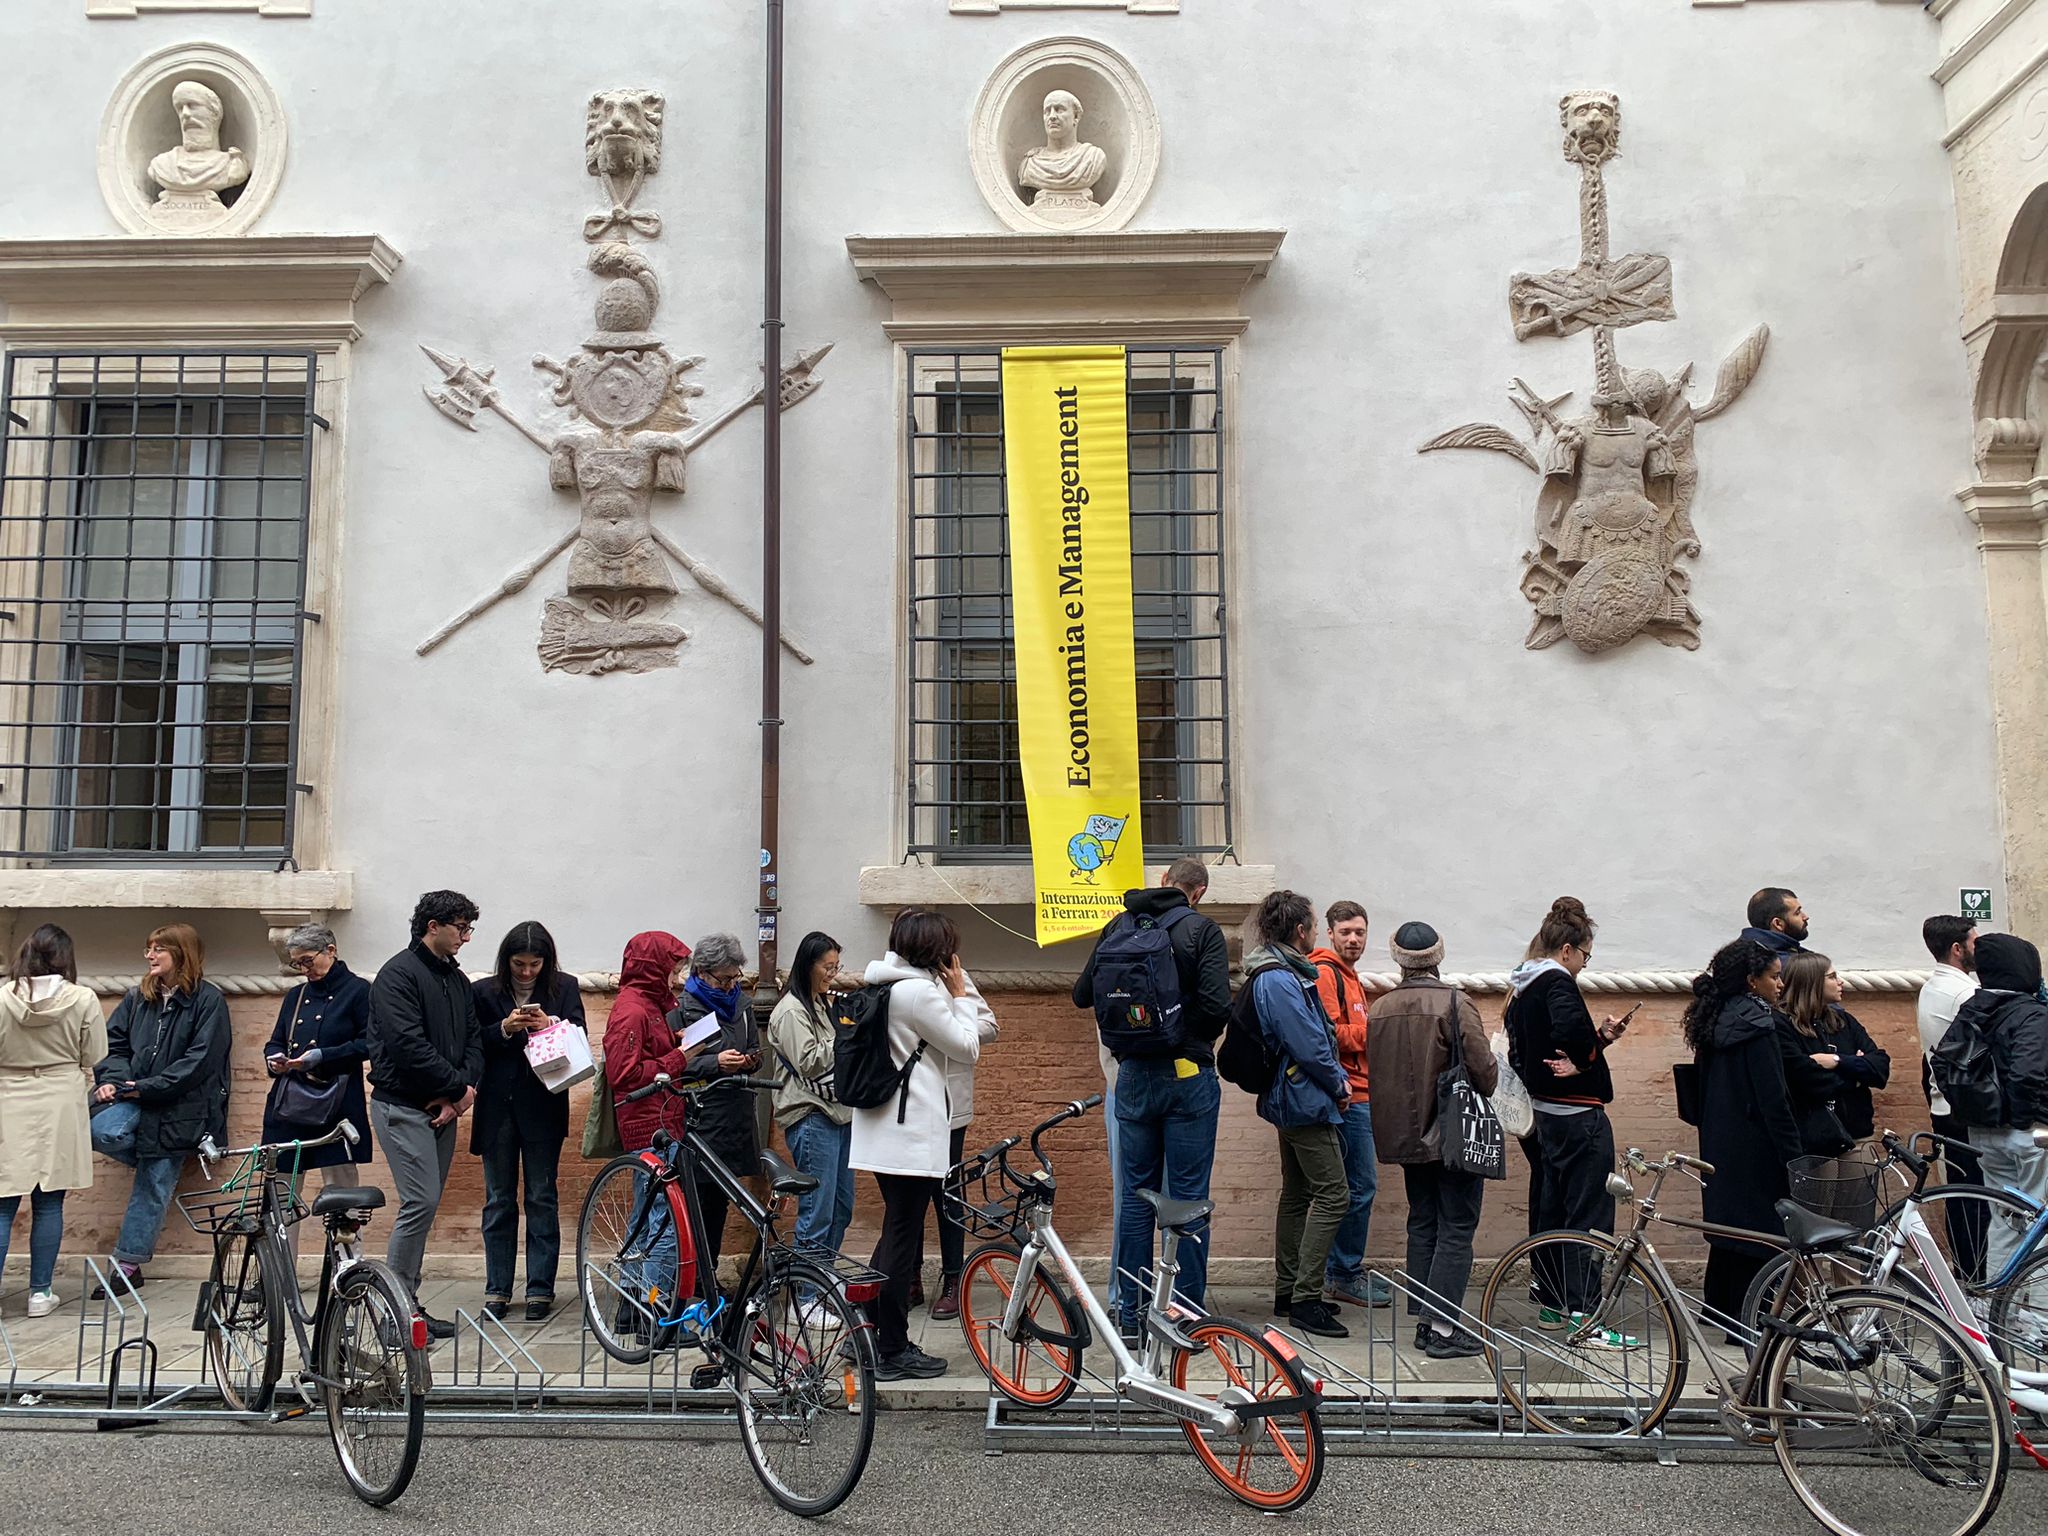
[
  {"x1": 472, "y1": 920, "x2": 586, "y2": 1322},
  {"x1": 1503, "y1": 898, "x2": 1634, "y2": 1340}
]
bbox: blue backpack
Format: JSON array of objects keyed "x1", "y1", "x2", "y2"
[{"x1": 1090, "y1": 906, "x2": 1197, "y2": 1060}]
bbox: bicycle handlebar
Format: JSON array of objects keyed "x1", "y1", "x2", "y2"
[
  {"x1": 198, "y1": 1116, "x2": 358, "y2": 1173},
  {"x1": 619, "y1": 1071, "x2": 785, "y2": 1105},
  {"x1": 1028, "y1": 1093, "x2": 1103, "y2": 1170}
]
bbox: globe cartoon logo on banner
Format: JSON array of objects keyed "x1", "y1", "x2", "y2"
[{"x1": 1068, "y1": 813, "x2": 1129, "y2": 883}]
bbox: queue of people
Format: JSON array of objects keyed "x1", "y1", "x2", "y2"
[{"x1": 6, "y1": 875, "x2": 2044, "y2": 1385}]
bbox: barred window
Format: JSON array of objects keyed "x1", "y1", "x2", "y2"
[
  {"x1": 0, "y1": 352, "x2": 317, "y2": 860},
  {"x1": 907, "y1": 347, "x2": 1231, "y2": 860}
]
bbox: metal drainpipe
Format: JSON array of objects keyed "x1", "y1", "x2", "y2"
[{"x1": 754, "y1": 0, "x2": 786, "y2": 1020}]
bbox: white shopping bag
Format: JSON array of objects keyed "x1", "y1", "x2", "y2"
[{"x1": 523, "y1": 1018, "x2": 595, "y2": 1094}]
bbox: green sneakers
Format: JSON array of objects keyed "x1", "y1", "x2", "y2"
[{"x1": 1536, "y1": 1306, "x2": 1642, "y2": 1349}]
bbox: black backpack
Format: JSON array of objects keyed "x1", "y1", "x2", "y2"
[
  {"x1": 1089, "y1": 906, "x2": 1197, "y2": 1060},
  {"x1": 1931, "y1": 1006, "x2": 2003, "y2": 1128},
  {"x1": 1216, "y1": 963, "x2": 1285, "y2": 1096},
  {"x1": 831, "y1": 983, "x2": 927, "y2": 1123}
]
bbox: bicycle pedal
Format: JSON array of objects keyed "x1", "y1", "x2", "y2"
[{"x1": 689, "y1": 1364, "x2": 723, "y2": 1391}]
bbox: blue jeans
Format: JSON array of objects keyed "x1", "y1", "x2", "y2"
[
  {"x1": 0, "y1": 1187, "x2": 67, "y2": 1292},
  {"x1": 785, "y1": 1111, "x2": 854, "y2": 1258},
  {"x1": 1325, "y1": 1100, "x2": 1380, "y2": 1284},
  {"x1": 90, "y1": 1101, "x2": 185, "y2": 1268},
  {"x1": 626, "y1": 1154, "x2": 685, "y2": 1321},
  {"x1": 1104, "y1": 1076, "x2": 1123, "y2": 1315},
  {"x1": 1114, "y1": 1058, "x2": 1220, "y2": 1330}
]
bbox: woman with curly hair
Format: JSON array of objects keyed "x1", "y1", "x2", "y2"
[{"x1": 1682, "y1": 938, "x2": 1803, "y2": 1322}]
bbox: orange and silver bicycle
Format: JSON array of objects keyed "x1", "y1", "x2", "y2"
[{"x1": 947, "y1": 1096, "x2": 1326, "y2": 1513}]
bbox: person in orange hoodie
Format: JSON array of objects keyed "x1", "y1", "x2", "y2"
[{"x1": 1311, "y1": 900, "x2": 1392, "y2": 1307}]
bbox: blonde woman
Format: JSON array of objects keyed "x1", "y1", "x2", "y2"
[
  {"x1": 1781, "y1": 951, "x2": 1889, "y2": 1144},
  {"x1": 89, "y1": 923, "x2": 231, "y2": 1294},
  {"x1": 0, "y1": 925, "x2": 106, "y2": 1316}
]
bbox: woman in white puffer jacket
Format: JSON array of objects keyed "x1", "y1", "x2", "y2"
[{"x1": 849, "y1": 909, "x2": 996, "y2": 1379}]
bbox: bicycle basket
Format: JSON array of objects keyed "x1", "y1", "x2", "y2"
[
  {"x1": 176, "y1": 1175, "x2": 305, "y2": 1238},
  {"x1": 1786, "y1": 1153, "x2": 1882, "y2": 1230},
  {"x1": 941, "y1": 1152, "x2": 1045, "y2": 1245}
]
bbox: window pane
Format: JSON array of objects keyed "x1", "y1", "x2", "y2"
[
  {"x1": 80, "y1": 404, "x2": 180, "y2": 605},
  {"x1": 200, "y1": 646, "x2": 292, "y2": 849},
  {"x1": 70, "y1": 644, "x2": 176, "y2": 853},
  {"x1": 211, "y1": 409, "x2": 306, "y2": 605}
]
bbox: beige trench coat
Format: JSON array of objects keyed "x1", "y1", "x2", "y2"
[{"x1": 0, "y1": 978, "x2": 109, "y2": 1195}]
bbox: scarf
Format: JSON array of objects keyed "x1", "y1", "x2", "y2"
[
  {"x1": 684, "y1": 973, "x2": 743, "y2": 1023},
  {"x1": 1244, "y1": 941, "x2": 1318, "y2": 980}
]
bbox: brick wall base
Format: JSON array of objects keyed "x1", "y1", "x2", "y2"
[{"x1": 7, "y1": 989, "x2": 1931, "y2": 1288}]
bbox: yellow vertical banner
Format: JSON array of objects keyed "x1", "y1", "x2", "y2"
[{"x1": 1001, "y1": 345, "x2": 1144, "y2": 946}]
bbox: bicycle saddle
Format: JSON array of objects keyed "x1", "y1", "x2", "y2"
[
  {"x1": 1774, "y1": 1198, "x2": 1861, "y2": 1254},
  {"x1": 759, "y1": 1148, "x2": 820, "y2": 1197},
  {"x1": 311, "y1": 1186, "x2": 386, "y2": 1217},
  {"x1": 1137, "y1": 1187, "x2": 1213, "y2": 1231}
]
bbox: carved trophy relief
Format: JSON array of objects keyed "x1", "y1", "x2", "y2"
[
  {"x1": 147, "y1": 80, "x2": 251, "y2": 225},
  {"x1": 417, "y1": 89, "x2": 828, "y2": 677},
  {"x1": 585, "y1": 88, "x2": 664, "y2": 241},
  {"x1": 1422, "y1": 92, "x2": 1768, "y2": 655}
]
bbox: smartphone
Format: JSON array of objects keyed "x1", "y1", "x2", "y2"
[{"x1": 1615, "y1": 1001, "x2": 1644, "y2": 1027}]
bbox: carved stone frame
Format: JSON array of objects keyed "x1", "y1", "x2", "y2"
[
  {"x1": 968, "y1": 35, "x2": 1162, "y2": 234},
  {"x1": 98, "y1": 41, "x2": 289, "y2": 238}
]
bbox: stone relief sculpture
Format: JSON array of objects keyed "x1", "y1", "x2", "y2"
[
  {"x1": 1018, "y1": 89, "x2": 1107, "y2": 219},
  {"x1": 1421, "y1": 91, "x2": 1768, "y2": 654},
  {"x1": 584, "y1": 87, "x2": 664, "y2": 241},
  {"x1": 146, "y1": 80, "x2": 251, "y2": 225},
  {"x1": 418, "y1": 89, "x2": 827, "y2": 676}
]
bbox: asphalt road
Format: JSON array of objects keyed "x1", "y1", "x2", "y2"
[{"x1": 2, "y1": 1413, "x2": 2044, "y2": 1536}]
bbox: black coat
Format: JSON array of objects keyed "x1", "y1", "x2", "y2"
[
  {"x1": 672, "y1": 988, "x2": 761, "y2": 1172},
  {"x1": 1696, "y1": 994, "x2": 1805, "y2": 1254},
  {"x1": 96, "y1": 982, "x2": 232, "y2": 1158},
  {"x1": 1953, "y1": 992, "x2": 2048, "y2": 1130},
  {"x1": 1072, "y1": 887, "x2": 1233, "y2": 1060},
  {"x1": 367, "y1": 942, "x2": 484, "y2": 1112},
  {"x1": 471, "y1": 973, "x2": 587, "y2": 1151},
  {"x1": 261, "y1": 960, "x2": 372, "y2": 1168},
  {"x1": 1503, "y1": 964, "x2": 1614, "y2": 1106},
  {"x1": 1809, "y1": 1005, "x2": 1891, "y2": 1141},
  {"x1": 1775, "y1": 1016, "x2": 1854, "y2": 1156}
]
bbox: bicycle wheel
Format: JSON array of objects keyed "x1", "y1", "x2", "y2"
[
  {"x1": 1171, "y1": 1315, "x2": 1324, "y2": 1513},
  {"x1": 318, "y1": 1261, "x2": 427, "y2": 1507},
  {"x1": 1480, "y1": 1229, "x2": 1685, "y2": 1435},
  {"x1": 1767, "y1": 1286, "x2": 2010, "y2": 1536},
  {"x1": 1988, "y1": 1247, "x2": 2048, "y2": 1422},
  {"x1": 730, "y1": 1256, "x2": 877, "y2": 1518},
  {"x1": 1879, "y1": 1183, "x2": 2038, "y2": 1296},
  {"x1": 957, "y1": 1241, "x2": 1085, "y2": 1408},
  {"x1": 578, "y1": 1153, "x2": 682, "y2": 1365},
  {"x1": 202, "y1": 1228, "x2": 282, "y2": 1412}
]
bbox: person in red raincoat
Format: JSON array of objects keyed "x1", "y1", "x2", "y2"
[
  {"x1": 605, "y1": 931, "x2": 692, "y2": 1154},
  {"x1": 601, "y1": 931, "x2": 698, "y2": 1334}
]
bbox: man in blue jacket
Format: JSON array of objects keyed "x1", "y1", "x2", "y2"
[
  {"x1": 1244, "y1": 890, "x2": 1352, "y2": 1339},
  {"x1": 1740, "y1": 887, "x2": 1810, "y2": 961}
]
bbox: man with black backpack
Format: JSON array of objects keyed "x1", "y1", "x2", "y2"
[
  {"x1": 1942, "y1": 932, "x2": 2048, "y2": 1280},
  {"x1": 1072, "y1": 857, "x2": 1230, "y2": 1341}
]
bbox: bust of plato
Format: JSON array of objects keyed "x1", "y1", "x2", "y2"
[
  {"x1": 147, "y1": 81, "x2": 251, "y2": 217},
  {"x1": 1018, "y1": 90, "x2": 1107, "y2": 216}
]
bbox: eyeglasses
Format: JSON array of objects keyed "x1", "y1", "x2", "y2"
[
  {"x1": 144, "y1": 943, "x2": 169, "y2": 956},
  {"x1": 710, "y1": 970, "x2": 745, "y2": 988},
  {"x1": 286, "y1": 953, "x2": 326, "y2": 972},
  {"x1": 440, "y1": 922, "x2": 475, "y2": 938}
]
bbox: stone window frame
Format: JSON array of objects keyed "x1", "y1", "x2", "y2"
[
  {"x1": 0, "y1": 234, "x2": 394, "y2": 919},
  {"x1": 87, "y1": 2, "x2": 311, "y2": 17}
]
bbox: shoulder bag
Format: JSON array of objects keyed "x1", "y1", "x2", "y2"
[
  {"x1": 1433, "y1": 992, "x2": 1507, "y2": 1180},
  {"x1": 267, "y1": 987, "x2": 347, "y2": 1132}
]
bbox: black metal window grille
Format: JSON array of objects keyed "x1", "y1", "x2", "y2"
[
  {"x1": 0, "y1": 351, "x2": 318, "y2": 861},
  {"x1": 907, "y1": 347, "x2": 1231, "y2": 861}
]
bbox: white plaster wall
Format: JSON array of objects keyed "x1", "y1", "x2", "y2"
[{"x1": 0, "y1": 0, "x2": 1993, "y2": 978}]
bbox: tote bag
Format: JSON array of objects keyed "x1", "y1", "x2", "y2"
[{"x1": 1435, "y1": 999, "x2": 1507, "y2": 1180}]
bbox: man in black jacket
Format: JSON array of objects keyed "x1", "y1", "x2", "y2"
[
  {"x1": 1073, "y1": 857, "x2": 1231, "y2": 1337},
  {"x1": 1954, "y1": 932, "x2": 2048, "y2": 1280},
  {"x1": 369, "y1": 889, "x2": 483, "y2": 1334}
]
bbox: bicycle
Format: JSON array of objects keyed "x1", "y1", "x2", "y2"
[
  {"x1": 1739, "y1": 1132, "x2": 2048, "y2": 1441},
  {"x1": 947, "y1": 1095, "x2": 1327, "y2": 1514},
  {"x1": 1482, "y1": 1145, "x2": 2011, "y2": 1536},
  {"x1": 184, "y1": 1120, "x2": 430, "y2": 1507},
  {"x1": 576, "y1": 1072, "x2": 880, "y2": 1518}
]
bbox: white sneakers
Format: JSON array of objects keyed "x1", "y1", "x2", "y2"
[{"x1": 26, "y1": 1289, "x2": 60, "y2": 1318}]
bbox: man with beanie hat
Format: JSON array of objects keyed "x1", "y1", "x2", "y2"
[
  {"x1": 1366, "y1": 920, "x2": 1497, "y2": 1359},
  {"x1": 1949, "y1": 932, "x2": 2048, "y2": 1278}
]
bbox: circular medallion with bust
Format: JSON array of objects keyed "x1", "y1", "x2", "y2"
[
  {"x1": 1018, "y1": 89, "x2": 1107, "y2": 219},
  {"x1": 147, "y1": 80, "x2": 251, "y2": 226}
]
